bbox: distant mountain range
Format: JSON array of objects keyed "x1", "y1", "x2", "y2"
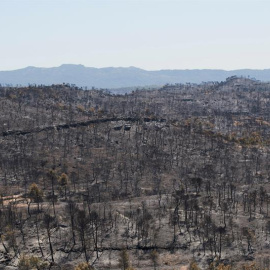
[{"x1": 1, "y1": 64, "x2": 270, "y2": 89}]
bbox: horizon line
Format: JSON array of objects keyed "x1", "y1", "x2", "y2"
[{"x1": 1, "y1": 64, "x2": 270, "y2": 72}]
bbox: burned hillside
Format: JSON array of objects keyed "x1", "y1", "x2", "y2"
[{"x1": 1, "y1": 77, "x2": 270, "y2": 269}]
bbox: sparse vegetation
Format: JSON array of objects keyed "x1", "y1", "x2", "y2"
[{"x1": 0, "y1": 77, "x2": 270, "y2": 269}]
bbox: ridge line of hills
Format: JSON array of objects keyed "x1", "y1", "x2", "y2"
[{"x1": 1, "y1": 64, "x2": 270, "y2": 90}]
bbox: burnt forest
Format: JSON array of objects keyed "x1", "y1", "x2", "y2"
[{"x1": 1, "y1": 76, "x2": 270, "y2": 270}]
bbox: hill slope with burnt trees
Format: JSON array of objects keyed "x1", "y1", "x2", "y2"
[{"x1": 1, "y1": 77, "x2": 270, "y2": 269}]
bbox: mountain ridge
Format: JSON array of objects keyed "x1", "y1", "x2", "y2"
[{"x1": 0, "y1": 64, "x2": 270, "y2": 89}]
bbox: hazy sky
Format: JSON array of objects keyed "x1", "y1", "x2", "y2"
[{"x1": 0, "y1": 0, "x2": 269, "y2": 71}]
